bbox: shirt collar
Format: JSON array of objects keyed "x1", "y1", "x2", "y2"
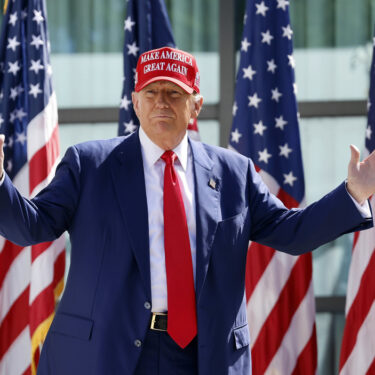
[{"x1": 139, "y1": 127, "x2": 188, "y2": 171}]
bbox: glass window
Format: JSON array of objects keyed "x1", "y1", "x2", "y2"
[{"x1": 45, "y1": 0, "x2": 219, "y2": 109}]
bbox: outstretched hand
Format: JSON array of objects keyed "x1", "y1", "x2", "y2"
[
  {"x1": 0, "y1": 134, "x2": 4, "y2": 180},
  {"x1": 347, "y1": 144, "x2": 375, "y2": 204}
]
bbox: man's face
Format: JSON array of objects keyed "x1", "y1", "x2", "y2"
[{"x1": 132, "y1": 81, "x2": 202, "y2": 150}]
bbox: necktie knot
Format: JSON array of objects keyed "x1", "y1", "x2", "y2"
[{"x1": 161, "y1": 150, "x2": 177, "y2": 165}]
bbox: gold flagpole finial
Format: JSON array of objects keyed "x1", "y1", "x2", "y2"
[{"x1": 3, "y1": 0, "x2": 9, "y2": 14}]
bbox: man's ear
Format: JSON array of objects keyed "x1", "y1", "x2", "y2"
[
  {"x1": 190, "y1": 96, "x2": 203, "y2": 119},
  {"x1": 132, "y1": 92, "x2": 139, "y2": 116}
]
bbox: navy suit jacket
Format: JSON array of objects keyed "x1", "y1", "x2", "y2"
[{"x1": 0, "y1": 131, "x2": 372, "y2": 375}]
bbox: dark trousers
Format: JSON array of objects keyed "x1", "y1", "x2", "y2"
[{"x1": 134, "y1": 330, "x2": 198, "y2": 375}]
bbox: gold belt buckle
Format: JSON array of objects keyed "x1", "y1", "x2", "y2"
[{"x1": 150, "y1": 312, "x2": 167, "y2": 331}]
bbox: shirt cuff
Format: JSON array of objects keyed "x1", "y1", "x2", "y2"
[
  {"x1": 345, "y1": 184, "x2": 372, "y2": 218},
  {"x1": 0, "y1": 172, "x2": 4, "y2": 186}
]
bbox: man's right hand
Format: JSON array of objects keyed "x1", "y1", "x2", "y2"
[{"x1": 0, "y1": 134, "x2": 5, "y2": 180}]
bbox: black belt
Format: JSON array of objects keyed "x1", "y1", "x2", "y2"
[{"x1": 150, "y1": 312, "x2": 168, "y2": 331}]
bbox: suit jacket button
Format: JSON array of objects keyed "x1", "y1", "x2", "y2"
[
  {"x1": 144, "y1": 302, "x2": 151, "y2": 309},
  {"x1": 134, "y1": 339, "x2": 142, "y2": 348}
]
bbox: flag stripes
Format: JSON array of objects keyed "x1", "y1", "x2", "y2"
[
  {"x1": 339, "y1": 29, "x2": 375, "y2": 372},
  {"x1": 251, "y1": 255, "x2": 314, "y2": 374},
  {"x1": 0, "y1": 1, "x2": 65, "y2": 373},
  {"x1": 228, "y1": 1, "x2": 317, "y2": 372}
]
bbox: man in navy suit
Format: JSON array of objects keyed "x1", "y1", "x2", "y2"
[{"x1": 0, "y1": 47, "x2": 375, "y2": 374}]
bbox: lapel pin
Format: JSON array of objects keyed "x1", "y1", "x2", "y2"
[{"x1": 209, "y1": 178, "x2": 216, "y2": 190}]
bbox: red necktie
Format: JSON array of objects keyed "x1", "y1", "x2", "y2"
[{"x1": 161, "y1": 150, "x2": 197, "y2": 349}]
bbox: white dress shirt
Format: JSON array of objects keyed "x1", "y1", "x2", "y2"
[{"x1": 139, "y1": 127, "x2": 197, "y2": 313}]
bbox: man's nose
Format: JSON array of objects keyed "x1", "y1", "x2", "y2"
[{"x1": 155, "y1": 92, "x2": 168, "y2": 107}]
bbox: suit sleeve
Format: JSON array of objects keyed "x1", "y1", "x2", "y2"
[
  {"x1": 0, "y1": 146, "x2": 81, "y2": 246},
  {"x1": 247, "y1": 159, "x2": 373, "y2": 255}
]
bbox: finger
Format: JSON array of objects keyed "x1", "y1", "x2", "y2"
[
  {"x1": 0, "y1": 134, "x2": 4, "y2": 156},
  {"x1": 363, "y1": 147, "x2": 375, "y2": 163},
  {"x1": 349, "y1": 144, "x2": 360, "y2": 165}
]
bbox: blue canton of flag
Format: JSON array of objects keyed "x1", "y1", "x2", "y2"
[
  {"x1": 0, "y1": 0, "x2": 53, "y2": 181},
  {"x1": 229, "y1": 0, "x2": 304, "y2": 204},
  {"x1": 118, "y1": 0, "x2": 175, "y2": 136}
]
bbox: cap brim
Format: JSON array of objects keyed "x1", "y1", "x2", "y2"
[{"x1": 135, "y1": 76, "x2": 194, "y2": 94}]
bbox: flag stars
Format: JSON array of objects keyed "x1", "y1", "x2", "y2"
[
  {"x1": 32, "y1": 9, "x2": 44, "y2": 25},
  {"x1": 29, "y1": 83, "x2": 43, "y2": 98},
  {"x1": 275, "y1": 116, "x2": 288, "y2": 130},
  {"x1": 288, "y1": 55, "x2": 296, "y2": 68},
  {"x1": 282, "y1": 25, "x2": 293, "y2": 40},
  {"x1": 366, "y1": 125, "x2": 372, "y2": 140},
  {"x1": 9, "y1": 12, "x2": 18, "y2": 27},
  {"x1": 279, "y1": 143, "x2": 292, "y2": 158},
  {"x1": 16, "y1": 131, "x2": 27, "y2": 145},
  {"x1": 267, "y1": 59, "x2": 277, "y2": 73},
  {"x1": 47, "y1": 64, "x2": 53, "y2": 76},
  {"x1": 243, "y1": 64, "x2": 256, "y2": 80},
  {"x1": 232, "y1": 102, "x2": 238, "y2": 116},
  {"x1": 123, "y1": 119, "x2": 137, "y2": 134},
  {"x1": 6, "y1": 160, "x2": 13, "y2": 173},
  {"x1": 120, "y1": 95, "x2": 131, "y2": 110},
  {"x1": 10, "y1": 87, "x2": 19, "y2": 100},
  {"x1": 16, "y1": 108, "x2": 27, "y2": 121},
  {"x1": 258, "y1": 148, "x2": 272, "y2": 164},
  {"x1": 21, "y1": 9, "x2": 28, "y2": 20},
  {"x1": 241, "y1": 37, "x2": 251, "y2": 52},
  {"x1": 253, "y1": 120, "x2": 267, "y2": 135},
  {"x1": 277, "y1": 0, "x2": 289, "y2": 11},
  {"x1": 8, "y1": 61, "x2": 21, "y2": 76},
  {"x1": 231, "y1": 128, "x2": 242, "y2": 143},
  {"x1": 10, "y1": 109, "x2": 18, "y2": 123},
  {"x1": 29, "y1": 59, "x2": 44, "y2": 74},
  {"x1": 124, "y1": 16, "x2": 136, "y2": 32},
  {"x1": 271, "y1": 87, "x2": 282, "y2": 102},
  {"x1": 261, "y1": 30, "x2": 274, "y2": 45},
  {"x1": 283, "y1": 171, "x2": 297, "y2": 186},
  {"x1": 7, "y1": 36, "x2": 20, "y2": 52},
  {"x1": 248, "y1": 93, "x2": 262, "y2": 108},
  {"x1": 0, "y1": 114, "x2": 3, "y2": 126},
  {"x1": 127, "y1": 41, "x2": 139, "y2": 56},
  {"x1": 255, "y1": 2, "x2": 269, "y2": 17},
  {"x1": 6, "y1": 136, "x2": 13, "y2": 149},
  {"x1": 30, "y1": 34, "x2": 44, "y2": 50}
]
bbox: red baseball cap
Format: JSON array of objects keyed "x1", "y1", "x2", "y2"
[{"x1": 134, "y1": 47, "x2": 200, "y2": 94}]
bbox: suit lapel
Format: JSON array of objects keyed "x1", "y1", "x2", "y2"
[
  {"x1": 190, "y1": 140, "x2": 220, "y2": 301},
  {"x1": 110, "y1": 132, "x2": 151, "y2": 299}
]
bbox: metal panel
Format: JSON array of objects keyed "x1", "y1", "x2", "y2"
[
  {"x1": 58, "y1": 104, "x2": 220, "y2": 124},
  {"x1": 299, "y1": 100, "x2": 367, "y2": 118},
  {"x1": 316, "y1": 296, "x2": 346, "y2": 313}
]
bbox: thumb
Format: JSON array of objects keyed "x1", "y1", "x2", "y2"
[{"x1": 349, "y1": 144, "x2": 360, "y2": 166}]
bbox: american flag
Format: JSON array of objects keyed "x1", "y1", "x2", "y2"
[
  {"x1": 339, "y1": 36, "x2": 375, "y2": 375},
  {"x1": 0, "y1": 0, "x2": 65, "y2": 374},
  {"x1": 228, "y1": 0, "x2": 317, "y2": 374},
  {"x1": 118, "y1": 0, "x2": 200, "y2": 140}
]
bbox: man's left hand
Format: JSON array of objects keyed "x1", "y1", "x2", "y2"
[{"x1": 347, "y1": 144, "x2": 375, "y2": 204}]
